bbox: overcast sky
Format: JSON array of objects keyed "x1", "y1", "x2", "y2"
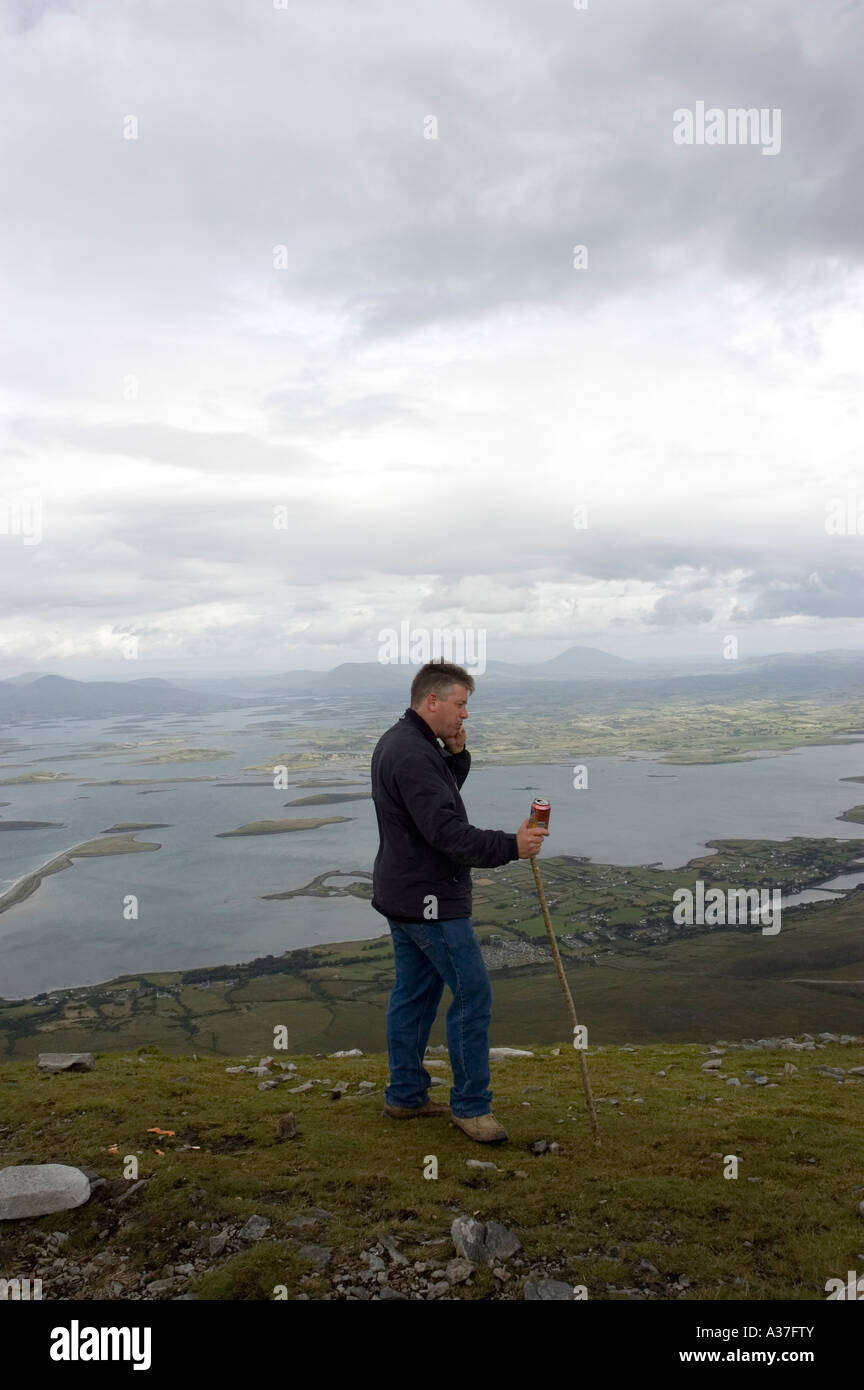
[{"x1": 1, "y1": 0, "x2": 862, "y2": 680}]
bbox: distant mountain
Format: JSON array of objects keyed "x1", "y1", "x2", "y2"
[
  {"x1": 4, "y1": 648, "x2": 862, "y2": 720},
  {"x1": 183, "y1": 647, "x2": 639, "y2": 695},
  {"x1": 486, "y1": 646, "x2": 635, "y2": 679},
  {"x1": 0, "y1": 675, "x2": 255, "y2": 722}
]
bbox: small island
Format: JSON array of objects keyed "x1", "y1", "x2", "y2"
[
  {"x1": 214, "y1": 817, "x2": 353, "y2": 836},
  {"x1": 132, "y1": 749, "x2": 233, "y2": 764},
  {"x1": 0, "y1": 771, "x2": 72, "y2": 785},
  {"x1": 0, "y1": 820, "x2": 66, "y2": 831},
  {"x1": 284, "y1": 793, "x2": 371, "y2": 807},
  {"x1": 100, "y1": 822, "x2": 173, "y2": 832}
]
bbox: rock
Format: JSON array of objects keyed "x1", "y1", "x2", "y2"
[
  {"x1": 258, "y1": 1080, "x2": 280, "y2": 1091},
  {"x1": 528, "y1": 1140, "x2": 549, "y2": 1155},
  {"x1": 550, "y1": 1047, "x2": 560, "y2": 1056},
  {"x1": 701, "y1": 1059, "x2": 723, "y2": 1071},
  {"x1": 818, "y1": 1033, "x2": 839, "y2": 1042},
  {"x1": 379, "y1": 1234, "x2": 409, "y2": 1265},
  {"x1": 37, "y1": 1053, "x2": 95, "y2": 1074},
  {"x1": 328, "y1": 1049, "x2": 363, "y2": 1057},
  {"x1": 146, "y1": 1279, "x2": 175, "y2": 1293},
  {"x1": 209, "y1": 1230, "x2": 229, "y2": 1256},
  {"x1": 377, "y1": 1286, "x2": 409, "y2": 1299},
  {"x1": 94, "y1": 1177, "x2": 147, "y2": 1205},
  {"x1": 450, "y1": 1215, "x2": 520, "y2": 1265},
  {"x1": 858, "y1": 1201, "x2": 864, "y2": 1219},
  {"x1": 466, "y1": 1159, "x2": 499, "y2": 1170},
  {"x1": 428, "y1": 1280, "x2": 450, "y2": 1297},
  {"x1": 238, "y1": 1215, "x2": 271, "y2": 1242},
  {"x1": 425, "y1": 1045, "x2": 448, "y2": 1055},
  {"x1": 425, "y1": 1060, "x2": 447, "y2": 1069},
  {"x1": 330, "y1": 1081, "x2": 351, "y2": 1098},
  {"x1": 484, "y1": 1221, "x2": 521, "y2": 1259},
  {"x1": 450, "y1": 1216, "x2": 488, "y2": 1264},
  {"x1": 813, "y1": 1066, "x2": 845, "y2": 1079},
  {"x1": 274, "y1": 1061, "x2": 297, "y2": 1071},
  {"x1": 362, "y1": 1252, "x2": 386, "y2": 1271},
  {"x1": 783, "y1": 1062, "x2": 798, "y2": 1074},
  {"x1": 849, "y1": 1067, "x2": 864, "y2": 1077},
  {"x1": 524, "y1": 1278, "x2": 574, "y2": 1300},
  {"x1": 288, "y1": 1081, "x2": 314, "y2": 1093},
  {"x1": 0, "y1": 1164, "x2": 92, "y2": 1220},
  {"x1": 299, "y1": 1244, "x2": 332, "y2": 1267},
  {"x1": 429, "y1": 1076, "x2": 446, "y2": 1087},
  {"x1": 275, "y1": 1113, "x2": 297, "y2": 1141},
  {"x1": 287, "y1": 1214, "x2": 317, "y2": 1229},
  {"x1": 357, "y1": 1081, "x2": 377, "y2": 1092},
  {"x1": 726, "y1": 1078, "x2": 741, "y2": 1087},
  {"x1": 445, "y1": 1257, "x2": 476, "y2": 1284},
  {"x1": 225, "y1": 1066, "x2": 248, "y2": 1074},
  {"x1": 488, "y1": 1048, "x2": 534, "y2": 1060}
]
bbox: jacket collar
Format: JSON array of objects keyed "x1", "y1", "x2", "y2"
[{"x1": 403, "y1": 705, "x2": 444, "y2": 751}]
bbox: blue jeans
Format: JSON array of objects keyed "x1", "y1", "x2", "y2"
[{"x1": 385, "y1": 916, "x2": 493, "y2": 1118}]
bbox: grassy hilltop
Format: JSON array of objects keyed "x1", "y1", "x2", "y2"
[{"x1": 0, "y1": 1039, "x2": 862, "y2": 1301}]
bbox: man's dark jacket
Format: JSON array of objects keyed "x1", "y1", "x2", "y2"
[{"x1": 370, "y1": 706, "x2": 519, "y2": 923}]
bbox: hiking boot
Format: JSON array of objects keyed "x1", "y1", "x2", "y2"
[
  {"x1": 449, "y1": 1112, "x2": 508, "y2": 1143},
  {"x1": 381, "y1": 1100, "x2": 451, "y2": 1119}
]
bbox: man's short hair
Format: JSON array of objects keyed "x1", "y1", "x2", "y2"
[{"x1": 410, "y1": 659, "x2": 475, "y2": 708}]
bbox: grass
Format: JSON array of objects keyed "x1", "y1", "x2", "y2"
[{"x1": 1, "y1": 1041, "x2": 862, "y2": 1300}]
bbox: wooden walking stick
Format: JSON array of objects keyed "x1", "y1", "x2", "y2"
[{"x1": 527, "y1": 802, "x2": 601, "y2": 1146}]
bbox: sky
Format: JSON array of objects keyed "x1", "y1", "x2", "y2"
[{"x1": 1, "y1": 0, "x2": 862, "y2": 681}]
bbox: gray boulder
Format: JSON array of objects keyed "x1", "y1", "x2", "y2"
[
  {"x1": 0, "y1": 1163, "x2": 92, "y2": 1220},
  {"x1": 524, "y1": 1278, "x2": 575, "y2": 1300},
  {"x1": 450, "y1": 1216, "x2": 488, "y2": 1264},
  {"x1": 451, "y1": 1215, "x2": 520, "y2": 1265},
  {"x1": 37, "y1": 1053, "x2": 94, "y2": 1074},
  {"x1": 238, "y1": 1214, "x2": 271, "y2": 1241}
]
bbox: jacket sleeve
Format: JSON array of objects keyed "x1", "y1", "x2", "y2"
[
  {"x1": 393, "y1": 751, "x2": 519, "y2": 867},
  {"x1": 443, "y1": 747, "x2": 470, "y2": 790}
]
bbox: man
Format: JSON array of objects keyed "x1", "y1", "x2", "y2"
[{"x1": 370, "y1": 658, "x2": 548, "y2": 1143}]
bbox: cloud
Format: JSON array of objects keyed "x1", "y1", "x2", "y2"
[{"x1": 0, "y1": 0, "x2": 862, "y2": 673}]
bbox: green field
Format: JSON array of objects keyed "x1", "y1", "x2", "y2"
[{"x1": 2, "y1": 836, "x2": 862, "y2": 1058}]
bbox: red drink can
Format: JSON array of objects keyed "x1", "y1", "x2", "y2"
[{"x1": 528, "y1": 798, "x2": 551, "y2": 829}]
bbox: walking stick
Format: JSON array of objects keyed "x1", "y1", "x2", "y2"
[{"x1": 529, "y1": 852, "x2": 601, "y2": 1147}]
